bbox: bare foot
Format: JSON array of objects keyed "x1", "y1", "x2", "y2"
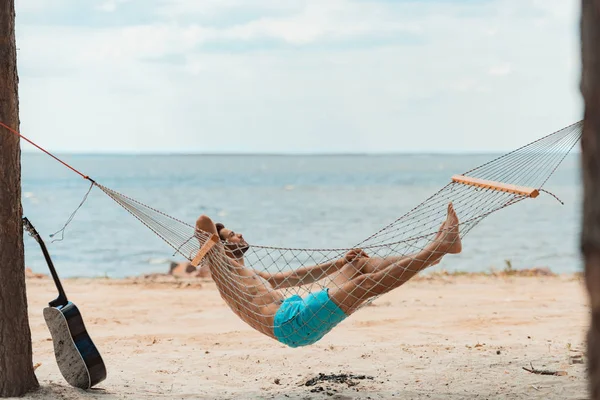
[{"x1": 435, "y1": 203, "x2": 462, "y2": 254}]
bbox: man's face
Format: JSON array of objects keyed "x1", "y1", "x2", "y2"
[{"x1": 219, "y1": 227, "x2": 249, "y2": 258}]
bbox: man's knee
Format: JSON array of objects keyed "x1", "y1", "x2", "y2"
[{"x1": 339, "y1": 262, "x2": 364, "y2": 278}]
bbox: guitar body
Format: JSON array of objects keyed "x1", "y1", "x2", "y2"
[
  {"x1": 23, "y1": 217, "x2": 107, "y2": 390},
  {"x1": 43, "y1": 303, "x2": 107, "y2": 389}
]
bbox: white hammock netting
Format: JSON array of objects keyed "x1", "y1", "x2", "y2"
[{"x1": 93, "y1": 121, "x2": 582, "y2": 347}]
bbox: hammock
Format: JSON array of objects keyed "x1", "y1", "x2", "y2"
[{"x1": 5, "y1": 120, "x2": 583, "y2": 347}]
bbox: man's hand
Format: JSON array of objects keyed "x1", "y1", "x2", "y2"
[{"x1": 337, "y1": 248, "x2": 369, "y2": 267}]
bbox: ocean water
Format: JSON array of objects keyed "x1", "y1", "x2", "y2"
[{"x1": 20, "y1": 152, "x2": 582, "y2": 279}]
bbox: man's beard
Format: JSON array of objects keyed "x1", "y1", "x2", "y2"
[{"x1": 225, "y1": 242, "x2": 250, "y2": 259}]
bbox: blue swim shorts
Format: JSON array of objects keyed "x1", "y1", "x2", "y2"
[{"x1": 273, "y1": 288, "x2": 347, "y2": 348}]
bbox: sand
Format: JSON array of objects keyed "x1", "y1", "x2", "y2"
[{"x1": 12, "y1": 273, "x2": 590, "y2": 399}]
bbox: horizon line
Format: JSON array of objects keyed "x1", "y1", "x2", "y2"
[{"x1": 20, "y1": 150, "x2": 582, "y2": 157}]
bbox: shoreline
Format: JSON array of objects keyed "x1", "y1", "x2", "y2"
[{"x1": 25, "y1": 265, "x2": 583, "y2": 282}]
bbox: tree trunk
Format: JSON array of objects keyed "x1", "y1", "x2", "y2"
[
  {"x1": 581, "y1": 1, "x2": 600, "y2": 399},
  {"x1": 0, "y1": 0, "x2": 39, "y2": 397}
]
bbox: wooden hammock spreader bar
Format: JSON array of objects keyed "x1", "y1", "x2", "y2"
[
  {"x1": 191, "y1": 233, "x2": 220, "y2": 267},
  {"x1": 451, "y1": 175, "x2": 540, "y2": 198}
]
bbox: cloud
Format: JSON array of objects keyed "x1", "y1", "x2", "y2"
[
  {"x1": 96, "y1": 0, "x2": 119, "y2": 13},
  {"x1": 13, "y1": 0, "x2": 582, "y2": 154},
  {"x1": 488, "y1": 63, "x2": 512, "y2": 76}
]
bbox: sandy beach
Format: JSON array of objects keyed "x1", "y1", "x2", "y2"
[{"x1": 14, "y1": 272, "x2": 589, "y2": 400}]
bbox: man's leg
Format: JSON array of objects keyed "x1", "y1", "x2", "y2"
[
  {"x1": 329, "y1": 203, "x2": 461, "y2": 314},
  {"x1": 328, "y1": 253, "x2": 443, "y2": 290},
  {"x1": 327, "y1": 204, "x2": 453, "y2": 289},
  {"x1": 331, "y1": 205, "x2": 457, "y2": 286}
]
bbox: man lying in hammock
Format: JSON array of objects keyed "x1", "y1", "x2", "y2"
[{"x1": 195, "y1": 203, "x2": 462, "y2": 348}]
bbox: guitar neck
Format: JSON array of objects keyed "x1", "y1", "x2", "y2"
[
  {"x1": 23, "y1": 218, "x2": 68, "y2": 307},
  {"x1": 39, "y1": 237, "x2": 69, "y2": 307}
]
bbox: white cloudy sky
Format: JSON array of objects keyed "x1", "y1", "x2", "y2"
[{"x1": 15, "y1": 0, "x2": 582, "y2": 154}]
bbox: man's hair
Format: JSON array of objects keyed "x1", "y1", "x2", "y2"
[{"x1": 215, "y1": 223, "x2": 225, "y2": 240}]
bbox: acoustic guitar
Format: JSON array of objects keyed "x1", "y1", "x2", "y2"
[{"x1": 23, "y1": 217, "x2": 107, "y2": 389}]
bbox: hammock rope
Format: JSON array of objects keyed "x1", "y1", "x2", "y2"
[{"x1": 7, "y1": 120, "x2": 583, "y2": 347}]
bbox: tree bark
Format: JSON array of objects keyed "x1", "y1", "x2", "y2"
[
  {"x1": 581, "y1": 1, "x2": 600, "y2": 399},
  {"x1": 0, "y1": 0, "x2": 39, "y2": 397}
]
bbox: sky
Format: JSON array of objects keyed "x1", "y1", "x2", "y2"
[{"x1": 14, "y1": 0, "x2": 582, "y2": 154}]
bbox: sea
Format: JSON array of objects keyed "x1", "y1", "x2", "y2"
[{"x1": 20, "y1": 152, "x2": 583, "y2": 279}]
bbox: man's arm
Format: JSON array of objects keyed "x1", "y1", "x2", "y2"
[
  {"x1": 256, "y1": 249, "x2": 368, "y2": 289},
  {"x1": 256, "y1": 260, "x2": 340, "y2": 289}
]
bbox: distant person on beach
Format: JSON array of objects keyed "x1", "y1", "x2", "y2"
[
  {"x1": 169, "y1": 260, "x2": 212, "y2": 279},
  {"x1": 195, "y1": 203, "x2": 462, "y2": 348}
]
